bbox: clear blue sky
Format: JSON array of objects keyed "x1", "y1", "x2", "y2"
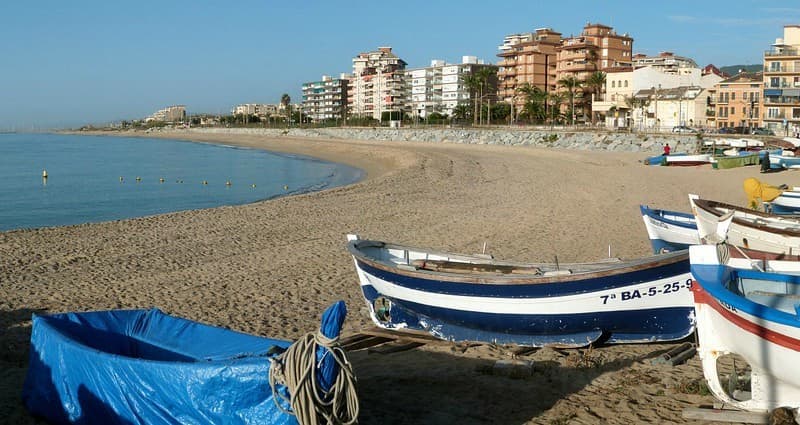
[{"x1": 1, "y1": 1, "x2": 797, "y2": 129}]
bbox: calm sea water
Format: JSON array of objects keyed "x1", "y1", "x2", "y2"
[{"x1": 0, "y1": 133, "x2": 363, "y2": 231}]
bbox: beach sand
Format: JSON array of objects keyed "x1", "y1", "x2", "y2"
[{"x1": 2, "y1": 130, "x2": 788, "y2": 424}]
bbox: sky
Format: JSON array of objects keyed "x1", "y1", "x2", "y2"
[{"x1": 1, "y1": 1, "x2": 798, "y2": 129}]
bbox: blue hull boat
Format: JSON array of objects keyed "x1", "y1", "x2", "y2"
[
  {"x1": 23, "y1": 303, "x2": 353, "y2": 425},
  {"x1": 347, "y1": 235, "x2": 694, "y2": 348},
  {"x1": 639, "y1": 205, "x2": 699, "y2": 254}
]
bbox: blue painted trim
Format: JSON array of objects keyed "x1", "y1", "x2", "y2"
[
  {"x1": 649, "y1": 238, "x2": 691, "y2": 255},
  {"x1": 361, "y1": 285, "x2": 693, "y2": 346},
  {"x1": 640, "y1": 205, "x2": 697, "y2": 230},
  {"x1": 769, "y1": 203, "x2": 800, "y2": 216},
  {"x1": 356, "y1": 255, "x2": 690, "y2": 298},
  {"x1": 691, "y1": 264, "x2": 800, "y2": 328}
]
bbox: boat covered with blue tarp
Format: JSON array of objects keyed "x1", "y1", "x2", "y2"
[{"x1": 22, "y1": 302, "x2": 351, "y2": 425}]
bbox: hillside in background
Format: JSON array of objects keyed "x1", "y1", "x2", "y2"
[{"x1": 719, "y1": 64, "x2": 763, "y2": 75}]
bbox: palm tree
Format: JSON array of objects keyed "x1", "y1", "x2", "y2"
[
  {"x1": 280, "y1": 93, "x2": 291, "y2": 125},
  {"x1": 516, "y1": 83, "x2": 547, "y2": 123},
  {"x1": 547, "y1": 92, "x2": 565, "y2": 127},
  {"x1": 557, "y1": 75, "x2": 582, "y2": 126},
  {"x1": 462, "y1": 73, "x2": 482, "y2": 126},
  {"x1": 585, "y1": 71, "x2": 606, "y2": 125},
  {"x1": 476, "y1": 67, "x2": 496, "y2": 125},
  {"x1": 452, "y1": 104, "x2": 471, "y2": 122},
  {"x1": 624, "y1": 95, "x2": 650, "y2": 131}
]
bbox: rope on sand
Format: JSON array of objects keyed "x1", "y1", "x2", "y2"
[{"x1": 269, "y1": 330, "x2": 359, "y2": 425}]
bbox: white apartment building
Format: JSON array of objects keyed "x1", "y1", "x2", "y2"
[
  {"x1": 632, "y1": 52, "x2": 698, "y2": 73},
  {"x1": 145, "y1": 105, "x2": 186, "y2": 123},
  {"x1": 348, "y1": 47, "x2": 407, "y2": 121},
  {"x1": 405, "y1": 56, "x2": 498, "y2": 119},
  {"x1": 301, "y1": 74, "x2": 349, "y2": 122},
  {"x1": 232, "y1": 103, "x2": 279, "y2": 118},
  {"x1": 593, "y1": 65, "x2": 722, "y2": 129}
]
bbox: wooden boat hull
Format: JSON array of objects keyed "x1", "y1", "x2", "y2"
[
  {"x1": 690, "y1": 196, "x2": 800, "y2": 256},
  {"x1": 640, "y1": 205, "x2": 699, "y2": 254},
  {"x1": 691, "y1": 245, "x2": 800, "y2": 411},
  {"x1": 347, "y1": 236, "x2": 694, "y2": 348}
]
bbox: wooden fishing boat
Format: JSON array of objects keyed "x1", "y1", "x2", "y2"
[
  {"x1": 22, "y1": 302, "x2": 356, "y2": 425},
  {"x1": 640, "y1": 205, "x2": 699, "y2": 254},
  {"x1": 346, "y1": 235, "x2": 694, "y2": 348},
  {"x1": 691, "y1": 244, "x2": 800, "y2": 411},
  {"x1": 690, "y1": 195, "x2": 800, "y2": 258}
]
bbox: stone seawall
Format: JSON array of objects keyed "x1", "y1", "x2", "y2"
[{"x1": 171, "y1": 127, "x2": 703, "y2": 154}]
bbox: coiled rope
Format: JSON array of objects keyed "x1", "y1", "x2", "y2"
[{"x1": 269, "y1": 330, "x2": 359, "y2": 425}]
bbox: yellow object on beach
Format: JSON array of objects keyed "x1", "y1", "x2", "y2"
[{"x1": 743, "y1": 177, "x2": 783, "y2": 209}]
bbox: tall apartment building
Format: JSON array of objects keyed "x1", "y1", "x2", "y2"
[
  {"x1": 715, "y1": 72, "x2": 763, "y2": 130},
  {"x1": 763, "y1": 25, "x2": 800, "y2": 133},
  {"x1": 496, "y1": 24, "x2": 632, "y2": 120},
  {"x1": 145, "y1": 105, "x2": 186, "y2": 123},
  {"x1": 406, "y1": 56, "x2": 498, "y2": 119},
  {"x1": 496, "y1": 28, "x2": 562, "y2": 112},
  {"x1": 301, "y1": 74, "x2": 349, "y2": 122},
  {"x1": 348, "y1": 47, "x2": 407, "y2": 121},
  {"x1": 557, "y1": 23, "x2": 633, "y2": 120}
]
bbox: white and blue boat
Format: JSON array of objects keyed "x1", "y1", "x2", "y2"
[
  {"x1": 22, "y1": 302, "x2": 357, "y2": 425},
  {"x1": 640, "y1": 205, "x2": 699, "y2": 254},
  {"x1": 766, "y1": 190, "x2": 800, "y2": 216},
  {"x1": 346, "y1": 235, "x2": 694, "y2": 348},
  {"x1": 691, "y1": 244, "x2": 800, "y2": 411}
]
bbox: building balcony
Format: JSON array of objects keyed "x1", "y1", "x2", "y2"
[
  {"x1": 763, "y1": 98, "x2": 800, "y2": 106},
  {"x1": 765, "y1": 48, "x2": 800, "y2": 57},
  {"x1": 498, "y1": 59, "x2": 517, "y2": 67},
  {"x1": 559, "y1": 63, "x2": 595, "y2": 72},
  {"x1": 498, "y1": 68, "x2": 517, "y2": 77},
  {"x1": 764, "y1": 66, "x2": 798, "y2": 74}
]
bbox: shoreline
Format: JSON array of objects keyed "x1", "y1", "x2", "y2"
[{"x1": 3, "y1": 130, "x2": 791, "y2": 423}]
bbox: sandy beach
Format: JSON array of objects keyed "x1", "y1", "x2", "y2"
[{"x1": 2, "y1": 130, "x2": 789, "y2": 424}]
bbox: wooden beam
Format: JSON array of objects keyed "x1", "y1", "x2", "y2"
[
  {"x1": 682, "y1": 407, "x2": 768, "y2": 424},
  {"x1": 368, "y1": 341, "x2": 425, "y2": 354}
]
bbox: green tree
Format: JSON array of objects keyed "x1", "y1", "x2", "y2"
[
  {"x1": 585, "y1": 71, "x2": 607, "y2": 125},
  {"x1": 280, "y1": 93, "x2": 291, "y2": 125},
  {"x1": 547, "y1": 92, "x2": 565, "y2": 126},
  {"x1": 476, "y1": 67, "x2": 497, "y2": 125},
  {"x1": 557, "y1": 75, "x2": 583, "y2": 125},
  {"x1": 624, "y1": 95, "x2": 651, "y2": 131},
  {"x1": 452, "y1": 104, "x2": 471, "y2": 123},
  {"x1": 462, "y1": 73, "x2": 481, "y2": 125},
  {"x1": 516, "y1": 83, "x2": 547, "y2": 123}
]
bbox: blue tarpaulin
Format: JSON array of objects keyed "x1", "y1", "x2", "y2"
[{"x1": 22, "y1": 301, "x2": 347, "y2": 424}]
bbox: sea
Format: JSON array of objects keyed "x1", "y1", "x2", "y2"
[{"x1": 0, "y1": 133, "x2": 364, "y2": 231}]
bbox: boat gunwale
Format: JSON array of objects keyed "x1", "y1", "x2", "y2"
[
  {"x1": 694, "y1": 198, "x2": 800, "y2": 237},
  {"x1": 347, "y1": 239, "x2": 689, "y2": 285},
  {"x1": 640, "y1": 205, "x2": 697, "y2": 230},
  {"x1": 32, "y1": 310, "x2": 285, "y2": 365}
]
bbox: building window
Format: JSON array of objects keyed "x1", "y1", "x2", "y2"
[
  {"x1": 771, "y1": 77, "x2": 780, "y2": 88},
  {"x1": 794, "y1": 108, "x2": 800, "y2": 119},
  {"x1": 612, "y1": 81, "x2": 615, "y2": 88},
  {"x1": 768, "y1": 107, "x2": 780, "y2": 118},
  {"x1": 624, "y1": 81, "x2": 628, "y2": 87},
  {"x1": 731, "y1": 92, "x2": 735, "y2": 101}
]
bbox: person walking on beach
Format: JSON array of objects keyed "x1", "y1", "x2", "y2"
[{"x1": 663, "y1": 143, "x2": 671, "y2": 156}]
